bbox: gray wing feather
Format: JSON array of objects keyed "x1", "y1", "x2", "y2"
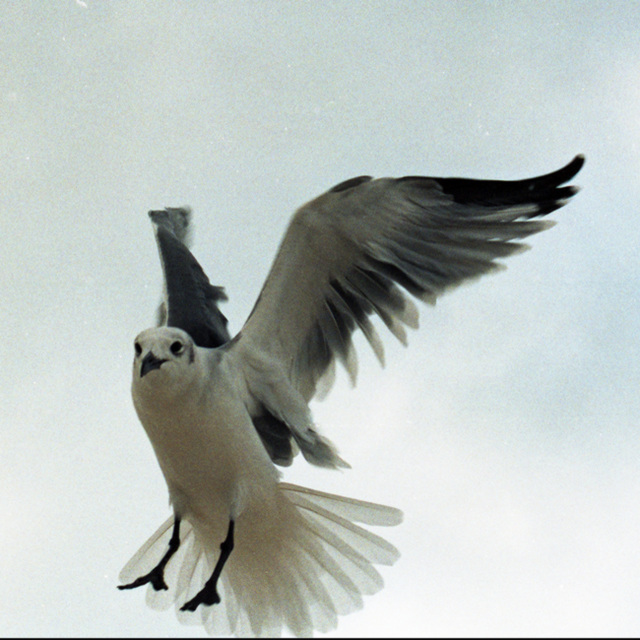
[
  {"x1": 148, "y1": 208, "x2": 296, "y2": 467},
  {"x1": 236, "y1": 155, "x2": 585, "y2": 402},
  {"x1": 149, "y1": 207, "x2": 231, "y2": 349}
]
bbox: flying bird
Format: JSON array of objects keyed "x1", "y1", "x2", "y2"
[{"x1": 118, "y1": 155, "x2": 584, "y2": 636}]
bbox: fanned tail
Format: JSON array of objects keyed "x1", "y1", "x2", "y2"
[{"x1": 119, "y1": 483, "x2": 402, "y2": 637}]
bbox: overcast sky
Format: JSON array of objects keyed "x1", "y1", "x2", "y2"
[{"x1": 2, "y1": 1, "x2": 640, "y2": 637}]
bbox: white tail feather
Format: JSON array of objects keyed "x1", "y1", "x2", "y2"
[
  {"x1": 119, "y1": 516, "x2": 174, "y2": 583},
  {"x1": 119, "y1": 483, "x2": 402, "y2": 637},
  {"x1": 280, "y1": 482, "x2": 403, "y2": 527}
]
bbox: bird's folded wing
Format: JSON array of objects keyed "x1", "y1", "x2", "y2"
[{"x1": 234, "y1": 155, "x2": 584, "y2": 402}]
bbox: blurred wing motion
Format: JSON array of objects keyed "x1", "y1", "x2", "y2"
[
  {"x1": 236, "y1": 155, "x2": 585, "y2": 402},
  {"x1": 149, "y1": 207, "x2": 231, "y2": 349}
]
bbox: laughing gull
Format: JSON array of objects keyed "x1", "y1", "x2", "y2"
[{"x1": 118, "y1": 155, "x2": 584, "y2": 636}]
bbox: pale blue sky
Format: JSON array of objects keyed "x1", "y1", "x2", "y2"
[{"x1": 2, "y1": 1, "x2": 639, "y2": 636}]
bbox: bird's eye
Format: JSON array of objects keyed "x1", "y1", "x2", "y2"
[
  {"x1": 170, "y1": 340, "x2": 184, "y2": 355},
  {"x1": 134, "y1": 342, "x2": 142, "y2": 356}
]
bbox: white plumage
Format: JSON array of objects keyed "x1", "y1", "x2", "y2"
[
  {"x1": 121, "y1": 327, "x2": 401, "y2": 637},
  {"x1": 119, "y1": 156, "x2": 583, "y2": 636}
]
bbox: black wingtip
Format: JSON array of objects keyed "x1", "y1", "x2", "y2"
[
  {"x1": 556, "y1": 154, "x2": 585, "y2": 184},
  {"x1": 329, "y1": 176, "x2": 372, "y2": 193}
]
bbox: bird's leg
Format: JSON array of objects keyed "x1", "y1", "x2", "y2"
[
  {"x1": 181, "y1": 519, "x2": 235, "y2": 611},
  {"x1": 118, "y1": 517, "x2": 181, "y2": 592}
]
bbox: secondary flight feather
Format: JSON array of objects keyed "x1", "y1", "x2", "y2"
[{"x1": 150, "y1": 154, "x2": 584, "y2": 468}]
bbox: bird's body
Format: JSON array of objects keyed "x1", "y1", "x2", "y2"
[
  {"x1": 123, "y1": 326, "x2": 401, "y2": 636},
  {"x1": 119, "y1": 156, "x2": 584, "y2": 636},
  {"x1": 132, "y1": 329, "x2": 271, "y2": 530}
]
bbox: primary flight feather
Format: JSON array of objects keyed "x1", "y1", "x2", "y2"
[{"x1": 119, "y1": 155, "x2": 584, "y2": 636}]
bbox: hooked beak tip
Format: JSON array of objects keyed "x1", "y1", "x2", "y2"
[{"x1": 140, "y1": 352, "x2": 167, "y2": 378}]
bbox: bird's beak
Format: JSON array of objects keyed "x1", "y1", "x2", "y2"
[{"x1": 140, "y1": 352, "x2": 167, "y2": 378}]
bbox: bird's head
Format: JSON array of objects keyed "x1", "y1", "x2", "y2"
[{"x1": 131, "y1": 326, "x2": 199, "y2": 399}]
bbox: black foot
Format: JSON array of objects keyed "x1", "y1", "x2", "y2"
[
  {"x1": 180, "y1": 585, "x2": 221, "y2": 611},
  {"x1": 118, "y1": 517, "x2": 181, "y2": 594},
  {"x1": 180, "y1": 519, "x2": 235, "y2": 613},
  {"x1": 118, "y1": 565, "x2": 168, "y2": 591}
]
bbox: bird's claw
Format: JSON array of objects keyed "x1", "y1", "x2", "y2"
[
  {"x1": 118, "y1": 567, "x2": 168, "y2": 592},
  {"x1": 180, "y1": 588, "x2": 221, "y2": 612}
]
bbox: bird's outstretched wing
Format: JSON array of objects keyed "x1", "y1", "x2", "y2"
[
  {"x1": 235, "y1": 155, "x2": 585, "y2": 403},
  {"x1": 149, "y1": 207, "x2": 231, "y2": 349}
]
